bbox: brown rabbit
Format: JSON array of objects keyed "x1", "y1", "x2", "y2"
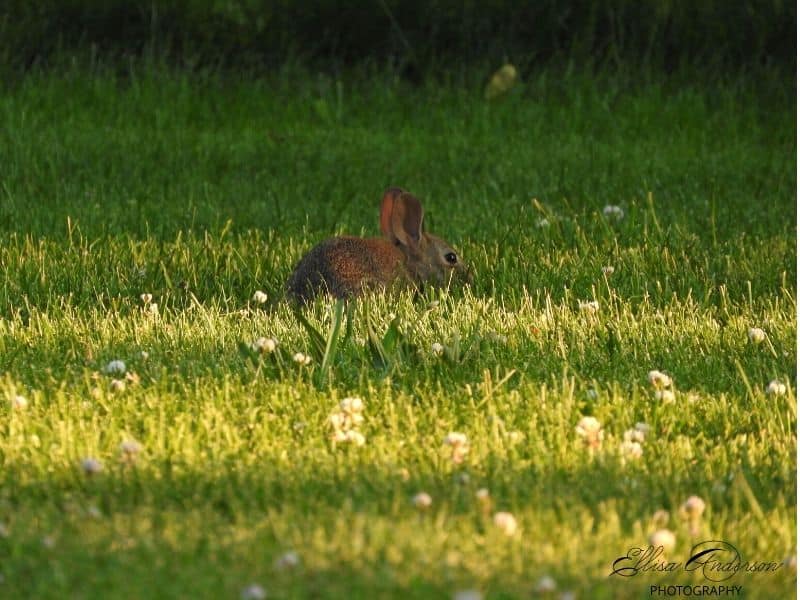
[{"x1": 286, "y1": 188, "x2": 469, "y2": 302}]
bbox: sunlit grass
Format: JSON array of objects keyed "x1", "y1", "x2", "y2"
[{"x1": 0, "y1": 64, "x2": 795, "y2": 598}]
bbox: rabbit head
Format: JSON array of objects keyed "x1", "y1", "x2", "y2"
[{"x1": 379, "y1": 188, "x2": 471, "y2": 287}]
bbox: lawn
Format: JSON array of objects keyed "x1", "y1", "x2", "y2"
[{"x1": 0, "y1": 63, "x2": 795, "y2": 598}]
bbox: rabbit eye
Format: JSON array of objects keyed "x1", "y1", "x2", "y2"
[{"x1": 444, "y1": 252, "x2": 458, "y2": 265}]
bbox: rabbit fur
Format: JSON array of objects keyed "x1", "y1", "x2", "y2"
[{"x1": 286, "y1": 188, "x2": 468, "y2": 302}]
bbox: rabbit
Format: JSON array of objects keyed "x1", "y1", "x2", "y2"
[{"x1": 286, "y1": 187, "x2": 469, "y2": 303}]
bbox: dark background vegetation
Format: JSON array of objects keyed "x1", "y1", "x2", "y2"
[{"x1": 2, "y1": 0, "x2": 795, "y2": 74}]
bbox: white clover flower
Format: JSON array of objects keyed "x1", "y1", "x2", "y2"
[
  {"x1": 534, "y1": 575, "x2": 557, "y2": 593},
  {"x1": 329, "y1": 412, "x2": 345, "y2": 429},
  {"x1": 109, "y1": 379, "x2": 126, "y2": 393},
  {"x1": 620, "y1": 440, "x2": 643, "y2": 460},
  {"x1": 140, "y1": 350, "x2": 150, "y2": 360},
  {"x1": 340, "y1": 397, "x2": 364, "y2": 414},
  {"x1": 766, "y1": 380, "x2": 787, "y2": 396},
  {"x1": 493, "y1": 511, "x2": 518, "y2": 536},
  {"x1": 603, "y1": 205, "x2": 625, "y2": 221},
  {"x1": 647, "y1": 370, "x2": 672, "y2": 389},
  {"x1": 452, "y1": 589, "x2": 483, "y2": 600},
  {"x1": 292, "y1": 352, "x2": 312, "y2": 365},
  {"x1": 11, "y1": 395, "x2": 28, "y2": 409},
  {"x1": 331, "y1": 430, "x2": 349, "y2": 443},
  {"x1": 240, "y1": 583, "x2": 267, "y2": 600},
  {"x1": 682, "y1": 495, "x2": 706, "y2": 519},
  {"x1": 575, "y1": 416, "x2": 602, "y2": 433},
  {"x1": 623, "y1": 428, "x2": 645, "y2": 443},
  {"x1": 602, "y1": 266, "x2": 615, "y2": 276},
  {"x1": 654, "y1": 389, "x2": 676, "y2": 403},
  {"x1": 536, "y1": 218, "x2": 550, "y2": 228},
  {"x1": 274, "y1": 550, "x2": 300, "y2": 570},
  {"x1": 80, "y1": 457, "x2": 103, "y2": 475},
  {"x1": 748, "y1": 327, "x2": 766, "y2": 344},
  {"x1": 329, "y1": 397, "x2": 366, "y2": 447},
  {"x1": 412, "y1": 492, "x2": 432, "y2": 510},
  {"x1": 344, "y1": 430, "x2": 366, "y2": 446},
  {"x1": 578, "y1": 300, "x2": 600, "y2": 314},
  {"x1": 251, "y1": 337, "x2": 277, "y2": 354},
  {"x1": 119, "y1": 439, "x2": 142, "y2": 456},
  {"x1": 443, "y1": 432, "x2": 469, "y2": 463},
  {"x1": 104, "y1": 360, "x2": 126, "y2": 376},
  {"x1": 444, "y1": 432, "x2": 468, "y2": 447},
  {"x1": 252, "y1": 290, "x2": 268, "y2": 304},
  {"x1": 431, "y1": 342, "x2": 445, "y2": 356},
  {"x1": 575, "y1": 416, "x2": 604, "y2": 447},
  {"x1": 331, "y1": 429, "x2": 366, "y2": 446},
  {"x1": 506, "y1": 431, "x2": 524, "y2": 443},
  {"x1": 140, "y1": 293, "x2": 153, "y2": 305},
  {"x1": 649, "y1": 528, "x2": 676, "y2": 553}
]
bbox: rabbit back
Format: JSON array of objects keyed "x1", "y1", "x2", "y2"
[{"x1": 287, "y1": 236, "x2": 406, "y2": 303}]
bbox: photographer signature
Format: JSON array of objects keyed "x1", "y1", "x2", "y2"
[{"x1": 610, "y1": 541, "x2": 782, "y2": 582}]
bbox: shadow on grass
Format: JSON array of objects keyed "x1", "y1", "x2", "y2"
[{"x1": 0, "y1": 457, "x2": 795, "y2": 599}]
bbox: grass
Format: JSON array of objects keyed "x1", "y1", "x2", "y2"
[{"x1": 0, "y1": 62, "x2": 796, "y2": 598}]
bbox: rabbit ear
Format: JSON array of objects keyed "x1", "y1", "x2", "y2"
[
  {"x1": 390, "y1": 192, "x2": 424, "y2": 248},
  {"x1": 380, "y1": 187, "x2": 405, "y2": 239}
]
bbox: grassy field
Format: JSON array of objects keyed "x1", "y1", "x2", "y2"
[{"x1": 0, "y1": 63, "x2": 796, "y2": 598}]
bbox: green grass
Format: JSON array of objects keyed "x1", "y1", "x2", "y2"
[{"x1": 0, "y1": 63, "x2": 795, "y2": 598}]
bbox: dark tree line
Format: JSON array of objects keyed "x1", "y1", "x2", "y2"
[{"x1": 2, "y1": 1, "x2": 794, "y2": 72}]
